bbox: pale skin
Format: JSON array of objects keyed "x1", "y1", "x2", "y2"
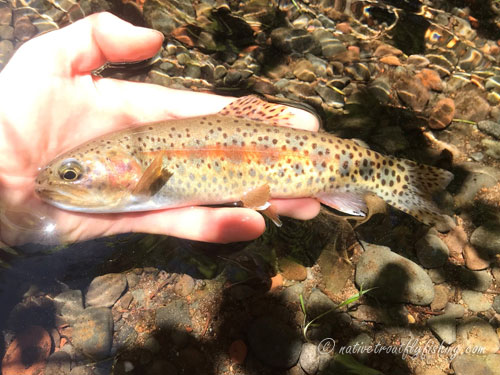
[{"x1": 0, "y1": 12, "x2": 320, "y2": 246}]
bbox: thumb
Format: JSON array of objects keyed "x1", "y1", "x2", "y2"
[{"x1": 9, "y1": 12, "x2": 164, "y2": 75}]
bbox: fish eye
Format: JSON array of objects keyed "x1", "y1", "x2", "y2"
[{"x1": 58, "y1": 160, "x2": 83, "y2": 182}]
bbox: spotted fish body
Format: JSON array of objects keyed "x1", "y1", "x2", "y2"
[{"x1": 35, "y1": 96, "x2": 453, "y2": 226}]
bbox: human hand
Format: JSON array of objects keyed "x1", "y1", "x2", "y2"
[{"x1": 0, "y1": 12, "x2": 320, "y2": 246}]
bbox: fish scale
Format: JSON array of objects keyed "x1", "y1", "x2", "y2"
[{"x1": 35, "y1": 96, "x2": 453, "y2": 227}]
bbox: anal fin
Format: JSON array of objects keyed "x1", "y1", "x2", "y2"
[{"x1": 316, "y1": 191, "x2": 368, "y2": 217}]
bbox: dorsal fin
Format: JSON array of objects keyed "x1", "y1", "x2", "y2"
[{"x1": 218, "y1": 96, "x2": 294, "y2": 126}]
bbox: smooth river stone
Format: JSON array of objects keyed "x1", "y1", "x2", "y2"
[{"x1": 355, "y1": 243, "x2": 435, "y2": 305}]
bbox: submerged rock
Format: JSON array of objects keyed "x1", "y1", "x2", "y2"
[
  {"x1": 452, "y1": 354, "x2": 500, "y2": 375},
  {"x1": 71, "y1": 307, "x2": 113, "y2": 360},
  {"x1": 247, "y1": 316, "x2": 302, "y2": 369},
  {"x1": 456, "y1": 317, "x2": 500, "y2": 354},
  {"x1": 470, "y1": 224, "x2": 500, "y2": 257},
  {"x1": 461, "y1": 290, "x2": 491, "y2": 312},
  {"x1": 477, "y1": 120, "x2": 500, "y2": 139},
  {"x1": 355, "y1": 243, "x2": 435, "y2": 305},
  {"x1": 85, "y1": 273, "x2": 127, "y2": 308},
  {"x1": 415, "y1": 232, "x2": 449, "y2": 268}
]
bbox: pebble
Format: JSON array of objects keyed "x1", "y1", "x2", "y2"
[
  {"x1": 306, "y1": 54, "x2": 328, "y2": 77},
  {"x1": 13, "y1": 16, "x2": 36, "y2": 41},
  {"x1": 125, "y1": 272, "x2": 140, "y2": 288},
  {"x1": 155, "y1": 300, "x2": 191, "y2": 329},
  {"x1": 430, "y1": 284, "x2": 449, "y2": 311},
  {"x1": 229, "y1": 339, "x2": 247, "y2": 365},
  {"x1": 312, "y1": 29, "x2": 345, "y2": 59},
  {"x1": 279, "y1": 283, "x2": 304, "y2": 305},
  {"x1": 315, "y1": 84, "x2": 345, "y2": 108},
  {"x1": 0, "y1": 39, "x2": 14, "y2": 67},
  {"x1": 0, "y1": 25, "x2": 13, "y2": 39},
  {"x1": 344, "y1": 63, "x2": 371, "y2": 81},
  {"x1": 0, "y1": 5, "x2": 12, "y2": 25},
  {"x1": 373, "y1": 44, "x2": 403, "y2": 57},
  {"x1": 415, "y1": 368, "x2": 447, "y2": 375},
  {"x1": 379, "y1": 55, "x2": 401, "y2": 66},
  {"x1": 54, "y1": 289, "x2": 84, "y2": 324},
  {"x1": 470, "y1": 223, "x2": 500, "y2": 258},
  {"x1": 462, "y1": 290, "x2": 491, "y2": 312},
  {"x1": 428, "y1": 98, "x2": 455, "y2": 129},
  {"x1": 247, "y1": 316, "x2": 302, "y2": 369},
  {"x1": 347, "y1": 333, "x2": 373, "y2": 362},
  {"x1": 454, "y1": 90, "x2": 491, "y2": 122},
  {"x1": 306, "y1": 289, "x2": 335, "y2": 317},
  {"x1": 477, "y1": 120, "x2": 500, "y2": 139},
  {"x1": 114, "y1": 324, "x2": 138, "y2": 351},
  {"x1": 131, "y1": 289, "x2": 146, "y2": 308},
  {"x1": 456, "y1": 269, "x2": 492, "y2": 292},
  {"x1": 355, "y1": 243, "x2": 435, "y2": 305},
  {"x1": 1, "y1": 325, "x2": 51, "y2": 375},
  {"x1": 184, "y1": 63, "x2": 201, "y2": 79},
  {"x1": 214, "y1": 65, "x2": 227, "y2": 80},
  {"x1": 493, "y1": 296, "x2": 500, "y2": 313},
  {"x1": 292, "y1": 59, "x2": 315, "y2": 82},
  {"x1": 482, "y1": 138, "x2": 500, "y2": 159},
  {"x1": 317, "y1": 251, "x2": 352, "y2": 294},
  {"x1": 394, "y1": 76, "x2": 430, "y2": 112},
  {"x1": 427, "y1": 268, "x2": 446, "y2": 284},
  {"x1": 456, "y1": 317, "x2": 500, "y2": 353},
  {"x1": 427, "y1": 313, "x2": 457, "y2": 345},
  {"x1": 452, "y1": 354, "x2": 500, "y2": 375},
  {"x1": 407, "y1": 54, "x2": 430, "y2": 68},
  {"x1": 271, "y1": 27, "x2": 320, "y2": 55},
  {"x1": 174, "y1": 274, "x2": 195, "y2": 296},
  {"x1": 445, "y1": 303, "x2": 465, "y2": 318},
  {"x1": 417, "y1": 69, "x2": 444, "y2": 91},
  {"x1": 270, "y1": 273, "x2": 284, "y2": 290},
  {"x1": 85, "y1": 273, "x2": 127, "y2": 308},
  {"x1": 278, "y1": 257, "x2": 307, "y2": 281},
  {"x1": 299, "y1": 342, "x2": 319, "y2": 374},
  {"x1": 71, "y1": 307, "x2": 113, "y2": 360},
  {"x1": 470, "y1": 152, "x2": 484, "y2": 162},
  {"x1": 454, "y1": 170, "x2": 498, "y2": 208},
  {"x1": 223, "y1": 70, "x2": 242, "y2": 86},
  {"x1": 368, "y1": 78, "x2": 392, "y2": 103},
  {"x1": 463, "y1": 242, "x2": 490, "y2": 271},
  {"x1": 45, "y1": 351, "x2": 71, "y2": 375},
  {"x1": 415, "y1": 233, "x2": 449, "y2": 268}
]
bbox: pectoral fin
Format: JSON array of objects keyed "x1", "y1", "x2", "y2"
[
  {"x1": 241, "y1": 184, "x2": 282, "y2": 227},
  {"x1": 132, "y1": 152, "x2": 173, "y2": 197}
]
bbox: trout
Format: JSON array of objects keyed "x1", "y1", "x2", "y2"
[{"x1": 35, "y1": 96, "x2": 453, "y2": 227}]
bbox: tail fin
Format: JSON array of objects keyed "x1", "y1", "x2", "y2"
[{"x1": 384, "y1": 158, "x2": 453, "y2": 226}]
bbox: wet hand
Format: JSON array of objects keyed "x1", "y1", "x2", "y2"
[{"x1": 0, "y1": 12, "x2": 320, "y2": 246}]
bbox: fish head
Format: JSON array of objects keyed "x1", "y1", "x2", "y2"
[{"x1": 35, "y1": 147, "x2": 143, "y2": 212}]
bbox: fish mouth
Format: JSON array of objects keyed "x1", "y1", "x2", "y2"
[{"x1": 35, "y1": 187, "x2": 106, "y2": 212}]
